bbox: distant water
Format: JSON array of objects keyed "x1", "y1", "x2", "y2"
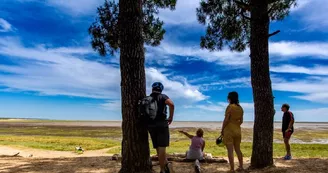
[{"x1": 3, "y1": 121, "x2": 328, "y2": 130}]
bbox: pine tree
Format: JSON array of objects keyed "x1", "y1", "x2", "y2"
[
  {"x1": 89, "y1": 0, "x2": 176, "y2": 172},
  {"x1": 197, "y1": 0, "x2": 296, "y2": 168}
]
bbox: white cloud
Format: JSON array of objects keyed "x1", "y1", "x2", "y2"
[
  {"x1": 101, "y1": 100, "x2": 121, "y2": 111},
  {"x1": 37, "y1": 0, "x2": 328, "y2": 33},
  {"x1": 240, "y1": 102, "x2": 255, "y2": 110},
  {"x1": 48, "y1": 47, "x2": 93, "y2": 54},
  {"x1": 146, "y1": 68, "x2": 207, "y2": 102},
  {"x1": 184, "y1": 102, "x2": 255, "y2": 121},
  {"x1": 292, "y1": 0, "x2": 328, "y2": 31},
  {"x1": 0, "y1": 37, "x2": 207, "y2": 103},
  {"x1": 0, "y1": 18, "x2": 13, "y2": 32},
  {"x1": 196, "y1": 70, "x2": 328, "y2": 104},
  {"x1": 46, "y1": 0, "x2": 104, "y2": 15},
  {"x1": 145, "y1": 48, "x2": 177, "y2": 66},
  {"x1": 147, "y1": 40, "x2": 328, "y2": 68},
  {"x1": 148, "y1": 41, "x2": 249, "y2": 66},
  {"x1": 28, "y1": 0, "x2": 198, "y2": 23},
  {"x1": 273, "y1": 76, "x2": 328, "y2": 94},
  {"x1": 158, "y1": 0, "x2": 328, "y2": 31},
  {"x1": 290, "y1": 0, "x2": 311, "y2": 12},
  {"x1": 269, "y1": 41, "x2": 328, "y2": 59},
  {"x1": 200, "y1": 77, "x2": 251, "y2": 91},
  {"x1": 100, "y1": 69, "x2": 209, "y2": 112},
  {"x1": 158, "y1": 0, "x2": 199, "y2": 25},
  {"x1": 180, "y1": 102, "x2": 328, "y2": 122},
  {"x1": 272, "y1": 76, "x2": 328, "y2": 103},
  {"x1": 0, "y1": 38, "x2": 121, "y2": 99},
  {"x1": 215, "y1": 75, "x2": 328, "y2": 104},
  {"x1": 292, "y1": 107, "x2": 328, "y2": 122},
  {"x1": 294, "y1": 93, "x2": 328, "y2": 103},
  {"x1": 194, "y1": 102, "x2": 254, "y2": 112},
  {"x1": 271, "y1": 65, "x2": 328, "y2": 76},
  {"x1": 196, "y1": 104, "x2": 225, "y2": 112}
]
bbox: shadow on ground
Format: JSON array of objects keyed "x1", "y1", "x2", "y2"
[{"x1": 0, "y1": 156, "x2": 327, "y2": 173}]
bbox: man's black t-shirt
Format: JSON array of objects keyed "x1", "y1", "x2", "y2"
[
  {"x1": 282, "y1": 111, "x2": 294, "y2": 132},
  {"x1": 148, "y1": 93, "x2": 169, "y2": 127}
]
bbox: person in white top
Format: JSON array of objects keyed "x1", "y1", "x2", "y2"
[{"x1": 179, "y1": 128, "x2": 206, "y2": 160}]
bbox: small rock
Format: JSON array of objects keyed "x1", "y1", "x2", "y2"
[
  {"x1": 204, "y1": 153, "x2": 213, "y2": 159},
  {"x1": 75, "y1": 146, "x2": 84, "y2": 152}
]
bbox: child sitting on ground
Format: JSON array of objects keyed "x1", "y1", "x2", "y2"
[{"x1": 179, "y1": 128, "x2": 206, "y2": 160}]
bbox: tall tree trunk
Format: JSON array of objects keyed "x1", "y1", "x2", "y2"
[
  {"x1": 118, "y1": 0, "x2": 152, "y2": 172},
  {"x1": 250, "y1": 0, "x2": 275, "y2": 168}
]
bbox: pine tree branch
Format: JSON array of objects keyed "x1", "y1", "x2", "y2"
[
  {"x1": 268, "y1": 6, "x2": 274, "y2": 14},
  {"x1": 268, "y1": 0, "x2": 280, "y2": 4},
  {"x1": 235, "y1": 0, "x2": 250, "y2": 11},
  {"x1": 268, "y1": 30, "x2": 280, "y2": 37},
  {"x1": 268, "y1": 1, "x2": 279, "y2": 14},
  {"x1": 240, "y1": 11, "x2": 251, "y2": 20}
]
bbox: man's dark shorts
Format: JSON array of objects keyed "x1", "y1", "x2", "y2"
[
  {"x1": 148, "y1": 126, "x2": 169, "y2": 148},
  {"x1": 282, "y1": 131, "x2": 293, "y2": 139}
]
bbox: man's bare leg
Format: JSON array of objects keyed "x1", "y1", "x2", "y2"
[
  {"x1": 284, "y1": 138, "x2": 291, "y2": 156},
  {"x1": 157, "y1": 147, "x2": 168, "y2": 172}
]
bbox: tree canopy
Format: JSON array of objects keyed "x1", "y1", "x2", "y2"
[
  {"x1": 89, "y1": 0, "x2": 177, "y2": 56},
  {"x1": 196, "y1": 0, "x2": 296, "y2": 52}
]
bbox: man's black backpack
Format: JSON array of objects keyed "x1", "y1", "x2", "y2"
[{"x1": 138, "y1": 96, "x2": 158, "y2": 121}]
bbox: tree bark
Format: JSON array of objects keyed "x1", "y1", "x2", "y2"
[
  {"x1": 118, "y1": 0, "x2": 152, "y2": 172},
  {"x1": 250, "y1": 0, "x2": 275, "y2": 169}
]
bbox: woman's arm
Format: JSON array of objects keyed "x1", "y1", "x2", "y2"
[
  {"x1": 221, "y1": 105, "x2": 231, "y2": 135},
  {"x1": 202, "y1": 140, "x2": 206, "y2": 152},
  {"x1": 240, "y1": 106, "x2": 244, "y2": 125},
  {"x1": 178, "y1": 131, "x2": 194, "y2": 139}
]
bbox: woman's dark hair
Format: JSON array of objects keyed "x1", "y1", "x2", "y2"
[
  {"x1": 228, "y1": 91, "x2": 239, "y2": 105},
  {"x1": 196, "y1": 128, "x2": 204, "y2": 137}
]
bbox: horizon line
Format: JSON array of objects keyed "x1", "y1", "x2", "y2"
[{"x1": 1, "y1": 117, "x2": 327, "y2": 123}]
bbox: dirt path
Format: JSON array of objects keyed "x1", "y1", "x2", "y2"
[
  {"x1": 0, "y1": 146, "x2": 114, "y2": 158},
  {"x1": 0, "y1": 146, "x2": 327, "y2": 173}
]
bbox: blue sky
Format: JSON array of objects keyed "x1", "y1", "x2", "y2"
[{"x1": 1, "y1": 0, "x2": 328, "y2": 122}]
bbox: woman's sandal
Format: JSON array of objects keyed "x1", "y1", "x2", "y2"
[{"x1": 236, "y1": 167, "x2": 244, "y2": 172}]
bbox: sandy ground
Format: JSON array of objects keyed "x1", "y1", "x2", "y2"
[
  {"x1": 1, "y1": 146, "x2": 327, "y2": 173},
  {"x1": 0, "y1": 146, "x2": 113, "y2": 158}
]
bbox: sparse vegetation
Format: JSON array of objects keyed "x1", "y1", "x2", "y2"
[
  {"x1": 0, "y1": 123, "x2": 327, "y2": 158},
  {"x1": 0, "y1": 135, "x2": 119, "y2": 151}
]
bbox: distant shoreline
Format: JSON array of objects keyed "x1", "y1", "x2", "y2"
[
  {"x1": 1, "y1": 119, "x2": 328, "y2": 130},
  {"x1": 1, "y1": 118, "x2": 328, "y2": 124}
]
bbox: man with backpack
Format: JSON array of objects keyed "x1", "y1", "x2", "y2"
[
  {"x1": 281, "y1": 103, "x2": 295, "y2": 160},
  {"x1": 139, "y1": 82, "x2": 175, "y2": 173}
]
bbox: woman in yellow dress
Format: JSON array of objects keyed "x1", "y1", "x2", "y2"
[{"x1": 221, "y1": 91, "x2": 244, "y2": 172}]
